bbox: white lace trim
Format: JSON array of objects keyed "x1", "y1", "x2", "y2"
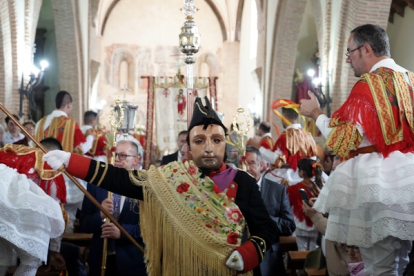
[
  {"x1": 0, "y1": 164, "x2": 65, "y2": 261},
  {"x1": 314, "y1": 151, "x2": 414, "y2": 247}
]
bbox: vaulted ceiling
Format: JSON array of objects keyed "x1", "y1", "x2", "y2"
[{"x1": 96, "y1": 0, "x2": 243, "y2": 42}]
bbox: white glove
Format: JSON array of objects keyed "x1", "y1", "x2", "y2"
[
  {"x1": 225, "y1": 250, "x2": 244, "y2": 271},
  {"x1": 43, "y1": 150, "x2": 71, "y2": 171}
]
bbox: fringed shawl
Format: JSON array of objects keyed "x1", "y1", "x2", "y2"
[
  {"x1": 326, "y1": 68, "x2": 414, "y2": 158},
  {"x1": 129, "y1": 161, "x2": 251, "y2": 276}
]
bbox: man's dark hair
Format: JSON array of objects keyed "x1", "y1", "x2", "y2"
[
  {"x1": 40, "y1": 137, "x2": 63, "y2": 151},
  {"x1": 281, "y1": 107, "x2": 298, "y2": 121},
  {"x1": 351, "y1": 24, "x2": 390, "y2": 57},
  {"x1": 246, "y1": 145, "x2": 262, "y2": 163},
  {"x1": 84, "y1": 111, "x2": 98, "y2": 125},
  {"x1": 177, "y1": 130, "x2": 188, "y2": 139},
  {"x1": 23, "y1": 120, "x2": 35, "y2": 127},
  {"x1": 55, "y1": 91, "x2": 73, "y2": 109},
  {"x1": 5, "y1": 114, "x2": 20, "y2": 124},
  {"x1": 259, "y1": 122, "x2": 270, "y2": 133}
]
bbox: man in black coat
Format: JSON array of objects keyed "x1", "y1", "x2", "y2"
[
  {"x1": 160, "y1": 130, "x2": 188, "y2": 165},
  {"x1": 44, "y1": 97, "x2": 277, "y2": 274},
  {"x1": 245, "y1": 146, "x2": 296, "y2": 276}
]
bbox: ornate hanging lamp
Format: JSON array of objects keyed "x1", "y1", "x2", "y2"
[{"x1": 179, "y1": 0, "x2": 201, "y2": 89}]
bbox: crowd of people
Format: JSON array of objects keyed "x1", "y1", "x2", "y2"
[{"x1": 0, "y1": 23, "x2": 413, "y2": 276}]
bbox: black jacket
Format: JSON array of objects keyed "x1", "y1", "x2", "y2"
[{"x1": 160, "y1": 151, "x2": 178, "y2": 165}]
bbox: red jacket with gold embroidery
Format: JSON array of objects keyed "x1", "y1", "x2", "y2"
[
  {"x1": 326, "y1": 68, "x2": 414, "y2": 158},
  {"x1": 36, "y1": 116, "x2": 86, "y2": 154},
  {"x1": 272, "y1": 127, "x2": 317, "y2": 171},
  {"x1": 0, "y1": 144, "x2": 66, "y2": 203}
]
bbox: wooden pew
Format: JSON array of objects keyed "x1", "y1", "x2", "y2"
[
  {"x1": 62, "y1": 232, "x2": 92, "y2": 248},
  {"x1": 287, "y1": 250, "x2": 310, "y2": 276},
  {"x1": 305, "y1": 267, "x2": 327, "y2": 276}
]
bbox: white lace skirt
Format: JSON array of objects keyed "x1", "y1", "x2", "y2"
[
  {"x1": 0, "y1": 164, "x2": 65, "y2": 262},
  {"x1": 314, "y1": 151, "x2": 414, "y2": 248}
]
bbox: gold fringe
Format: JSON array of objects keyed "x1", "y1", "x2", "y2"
[{"x1": 130, "y1": 163, "x2": 253, "y2": 276}]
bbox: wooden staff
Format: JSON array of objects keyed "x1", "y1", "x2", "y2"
[
  {"x1": 100, "y1": 99, "x2": 125, "y2": 276},
  {"x1": 0, "y1": 103, "x2": 144, "y2": 258}
]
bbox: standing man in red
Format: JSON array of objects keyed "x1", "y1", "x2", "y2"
[
  {"x1": 81, "y1": 111, "x2": 108, "y2": 162},
  {"x1": 35, "y1": 91, "x2": 94, "y2": 154},
  {"x1": 258, "y1": 122, "x2": 274, "y2": 150},
  {"x1": 300, "y1": 24, "x2": 414, "y2": 275},
  {"x1": 250, "y1": 101, "x2": 318, "y2": 185}
]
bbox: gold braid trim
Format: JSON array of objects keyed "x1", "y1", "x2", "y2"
[
  {"x1": 35, "y1": 117, "x2": 47, "y2": 142},
  {"x1": 96, "y1": 163, "x2": 108, "y2": 187},
  {"x1": 129, "y1": 162, "x2": 252, "y2": 276},
  {"x1": 1, "y1": 144, "x2": 62, "y2": 180},
  {"x1": 89, "y1": 161, "x2": 101, "y2": 183},
  {"x1": 326, "y1": 118, "x2": 363, "y2": 159}
]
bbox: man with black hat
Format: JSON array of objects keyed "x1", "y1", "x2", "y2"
[{"x1": 43, "y1": 97, "x2": 277, "y2": 275}]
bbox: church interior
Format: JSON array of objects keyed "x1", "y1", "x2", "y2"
[
  {"x1": 0, "y1": 0, "x2": 413, "y2": 152},
  {"x1": 2, "y1": 1, "x2": 414, "y2": 275}
]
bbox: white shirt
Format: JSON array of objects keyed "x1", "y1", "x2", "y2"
[
  {"x1": 315, "y1": 58, "x2": 408, "y2": 145},
  {"x1": 2, "y1": 131, "x2": 24, "y2": 145},
  {"x1": 262, "y1": 132, "x2": 272, "y2": 139},
  {"x1": 257, "y1": 175, "x2": 263, "y2": 191},
  {"x1": 81, "y1": 125, "x2": 93, "y2": 135}
]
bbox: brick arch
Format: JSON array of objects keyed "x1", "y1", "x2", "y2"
[
  {"x1": 111, "y1": 48, "x2": 135, "y2": 90},
  {"x1": 197, "y1": 52, "x2": 219, "y2": 77},
  {"x1": 267, "y1": 0, "x2": 308, "y2": 119},
  {"x1": 51, "y1": 0, "x2": 84, "y2": 124}
]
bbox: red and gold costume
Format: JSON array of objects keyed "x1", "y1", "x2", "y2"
[
  {"x1": 85, "y1": 128, "x2": 108, "y2": 159},
  {"x1": 325, "y1": 67, "x2": 414, "y2": 159},
  {"x1": 314, "y1": 62, "x2": 414, "y2": 251},
  {"x1": 259, "y1": 134, "x2": 273, "y2": 150},
  {"x1": 271, "y1": 126, "x2": 317, "y2": 171},
  {"x1": 0, "y1": 144, "x2": 67, "y2": 204},
  {"x1": 260, "y1": 99, "x2": 317, "y2": 171},
  {"x1": 36, "y1": 115, "x2": 86, "y2": 154}
]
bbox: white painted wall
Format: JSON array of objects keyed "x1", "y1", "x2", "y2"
[
  {"x1": 387, "y1": 8, "x2": 414, "y2": 72},
  {"x1": 239, "y1": 0, "x2": 259, "y2": 136}
]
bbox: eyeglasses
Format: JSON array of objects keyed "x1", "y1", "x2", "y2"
[
  {"x1": 345, "y1": 45, "x2": 363, "y2": 57},
  {"x1": 115, "y1": 153, "x2": 136, "y2": 160}
]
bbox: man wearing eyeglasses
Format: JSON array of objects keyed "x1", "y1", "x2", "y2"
[
  {"x1": 301, "y1": 24, "x2": 414, "y2": 275},
  {"x1": 79, "y1": 136, "x2": 146, "y2": 276}
]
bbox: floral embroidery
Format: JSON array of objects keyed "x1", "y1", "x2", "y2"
[
  {"x1": 187, "y1": 164, "x2": 198, "y2": 176},
  {"x1": 225, "y1": 207, "x2": 243, "y2": 223},
  {"x1": 227, "y1": 232, "x2": 239, "y2": 245},
  {"x1": 160, "y1": 160, "x2": 245, "y2": 245},
  {"x1": 176, "y1": 182, "x2": 190, "y2": 194}
]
